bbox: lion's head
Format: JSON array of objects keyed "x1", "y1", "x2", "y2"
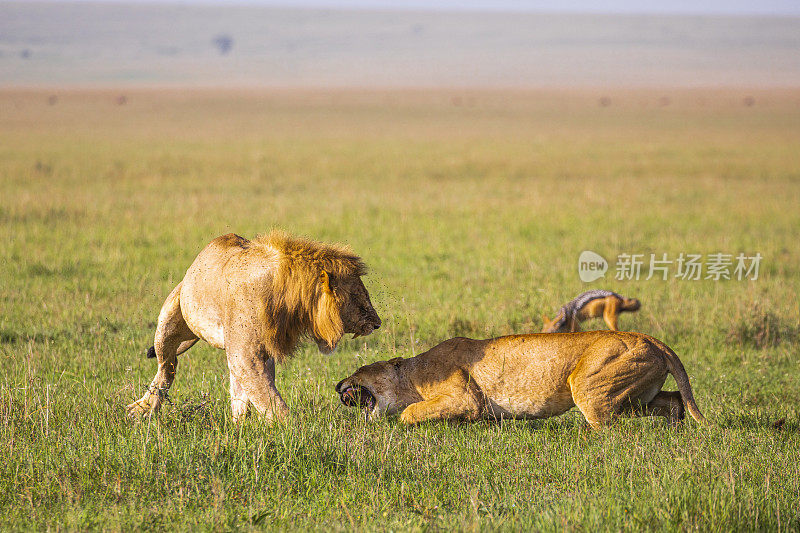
[
  {"x1": 257, "y1": 231, "x2": 381, "y2": 358},
  {"x1": 314, "y1": 269, "x2": 381, "y2": 354}
]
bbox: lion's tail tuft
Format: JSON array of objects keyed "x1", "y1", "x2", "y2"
[{"x1": 146, "y1": 346, "x2": 156, "y2": 359}]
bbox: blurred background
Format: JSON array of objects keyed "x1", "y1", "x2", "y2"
[{"x1": 3, "y1": 0, "x2": 800, "y2": 88}]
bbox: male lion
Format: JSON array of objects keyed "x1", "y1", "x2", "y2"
[
  {"x1": 336, "y1": 331, "x2": 707, "y2": 428},
  {"x1": 127, "y1": 231, "x2": 381, "y2": 422}
]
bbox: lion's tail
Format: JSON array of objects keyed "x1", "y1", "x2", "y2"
[
  {"x1": 661, "y1": 344, "x2": 708, "y2": 425},
  {"x1": 146, "y1": 346, "x2": 156, "y2": 359}
]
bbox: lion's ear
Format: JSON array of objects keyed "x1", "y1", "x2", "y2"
[
  {"x1": 541, "y1": 314, "x2": 550, "y2": 325},
  {"x1": 320, "y1": 270, "x2": 333, "y2": 294},
  {"x1": 314, "y1": 270, "x2": 343, "y2": 353}
]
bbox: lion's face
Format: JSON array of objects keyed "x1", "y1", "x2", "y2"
[
  {"x1": 334, "y1": 275, "x2": 381, "y2": 339},
  {"x1": 335, "y1": 358, "x2": 416, "y2": 419}
]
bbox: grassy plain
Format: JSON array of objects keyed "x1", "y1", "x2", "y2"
[{"x1": 1, "y1": 88, "x2": 799, "y2": 531}]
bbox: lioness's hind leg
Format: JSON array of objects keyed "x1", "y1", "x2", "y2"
[
  {"x1": 127, "y1": 282, "x2": 198, "y2": 418},
  {"x1": 569, "y1": 337, "x2": 668, "y2": 429},
  {"x1": 633, "y1": 391, "x2": 685, "y2": 426},
  {"x1": 572, "y1": 376, "x2": 668, "y2": 429}
]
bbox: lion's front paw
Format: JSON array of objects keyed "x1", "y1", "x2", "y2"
[
  {"x1": 125, "y1": 399, "x2": 153, "y2": 420},
  {"x1": 399, "y1": 406, "x2": 421, "y2": 425},
  {"x1": 262, "y1": 403, "x2": 290, "y2": 424}
]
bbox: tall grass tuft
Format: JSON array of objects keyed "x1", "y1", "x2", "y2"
[{"x1": 726, "y1": 301, "x2": 800, "y2": 349}]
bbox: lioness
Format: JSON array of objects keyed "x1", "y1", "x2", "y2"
[
  {"x1": 127, "y1": 231, "x2": 381, "y2": 422},
  {"x1": 336, "y1": 331, "x2": 706, "y2": 427}
]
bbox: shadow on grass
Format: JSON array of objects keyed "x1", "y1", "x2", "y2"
[
  {"x1": 0, "y1": 328, "x2": 62, "y2": 345},
  {"x1": 718, "y1": 412, "x2": 798, "y2": 432}
]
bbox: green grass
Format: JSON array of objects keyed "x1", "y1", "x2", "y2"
[{"x1": 1, "y1": 88, "x2": 799, "y2": 531}]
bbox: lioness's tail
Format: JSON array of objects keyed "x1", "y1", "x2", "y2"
[
  {"x1": 661, "y1": 344, "x2": 708, "y2": 425},
  {"x1": 146, "y1": 346, "x2": 156, "y2": 359}
]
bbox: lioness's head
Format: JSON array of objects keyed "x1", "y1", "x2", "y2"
[{"x1": 335, "y1": 357, "x2": 418, "y2": 419}]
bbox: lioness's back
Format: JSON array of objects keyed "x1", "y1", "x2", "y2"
[{"x1": 424, "y1": 332, "x2": 662, "y2": 419}]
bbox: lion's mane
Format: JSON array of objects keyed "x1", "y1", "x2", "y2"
[{"x1": 251, "y1": 230, "x2": 367, "y2": 361}]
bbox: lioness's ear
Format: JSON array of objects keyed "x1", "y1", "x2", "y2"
[{"x1": 541, "y1": 314, "x2": 550, "y2": 325}]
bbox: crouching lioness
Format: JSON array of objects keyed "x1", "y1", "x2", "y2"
[{"x1": 336, "y1": 332, "x2": 706, "y2": 428}]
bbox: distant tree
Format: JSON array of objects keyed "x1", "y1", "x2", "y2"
[{"x1": 212, "y1": 35, "x2": 233, "y2": 55}]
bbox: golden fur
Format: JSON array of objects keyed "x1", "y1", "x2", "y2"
[
  {"x1": 127, "y1": 231, "x2": 380, "y2": 422},
  {"x1": 337, "y1": 331, "x2": 707, "y2": 428}
]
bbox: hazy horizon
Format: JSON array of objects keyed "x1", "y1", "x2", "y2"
[
  {"x1": 2, "y1": 2, "x2": 799, "y2": 88},
  {"x1": 7, "y1": 0, "x2": 800, "y2": 17}
]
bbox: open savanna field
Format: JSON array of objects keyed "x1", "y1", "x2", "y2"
[{"x1": 1, "y1": 87, "x2": 799, "y2": 531}]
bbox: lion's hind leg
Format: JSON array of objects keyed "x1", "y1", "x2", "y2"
[{"x1": 127, "y1": 282, "x2": 198, "y2": 418}]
